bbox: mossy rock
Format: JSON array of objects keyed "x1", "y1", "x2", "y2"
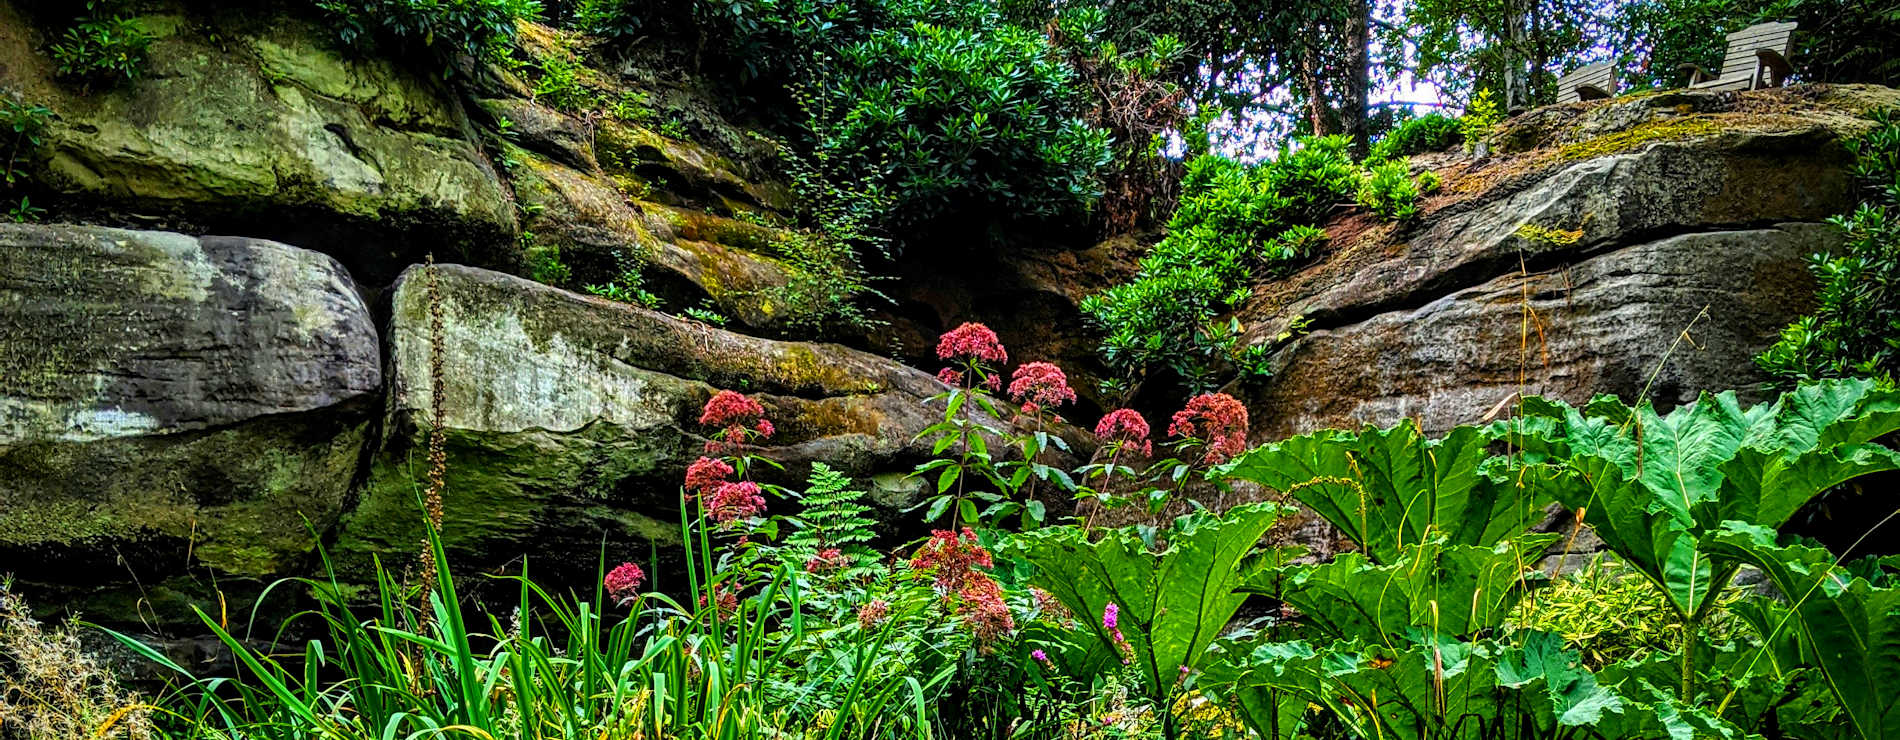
[
  {"x1": 0, "y1": 224, "x2": 381, "y2": 626},
  {"x1": 334, "y1": 264, "x2": 1042, "y2": 595},
  {"x1": 0, "y1": 2, "x2": 516, "y2": 282}
]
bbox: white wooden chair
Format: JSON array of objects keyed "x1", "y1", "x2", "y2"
[
  {"x1": 1679, "y1": 21, "x2": 1798, "y2": 91},
  {"x1": 1557, "y1": 62, "x2": 1616, "y2": 103}
]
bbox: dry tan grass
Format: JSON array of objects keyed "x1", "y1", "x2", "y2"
[{"x1": 0, "y1": 582, "x2": 151, "y2": 740}]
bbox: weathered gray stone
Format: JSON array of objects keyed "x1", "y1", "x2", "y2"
[
  {"x1": 1251, "y1": 224, "x2": 1834, "y2": 440},
  {"x1": 333, "y1": 264, "x2": 988, "y2": 584},
  {"x1": 0, "y1": 4, "x2": 516, "y2": 281},
  {"x1": 0, "y1": 225, "x2": 379, "y2": 614}
]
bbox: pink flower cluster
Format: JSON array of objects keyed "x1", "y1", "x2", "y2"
[
  {"x1": 699, "y1": 583, "x2": 739, "y2": 618},
  {"x1": 1104, "y1": 602, "x2": 1133, "y2": 664},
  {"x1": 683, "y1": 455, "x2": 766, "y2": 524},
  {"x1": 858, "y1": 599, "x2": 891, "y2": 630},
  {"x1": 1008, "y1": 362, "x2": 1077, "y2": 415},
  {"x1": 936, "y1": 322, "x2": 1008, "y2": 365},
  {"x1": 685, "y1": 456, "x2": 734, "y2": 495},
  {"x1": 935, "y1": 322, "x2": 1007, "y2": 391},
  {"x1": 706, "y1": 480, "x2": 766, "y2": 523},
  {"x1": 700, "y1": 390, "x2": 773, "y2": 451},
  {"x1": 910, "y1": 528, "x2": 1015, "y2": 645},
  {"x1": 909, "y1": 528, "x2": 994, "y2": 592},
  {"x1": 1093, "y1": 408, "x2": 1153, "y2": 457},
  {"x1": 1168, "y1": 392, "x2": 1250, "y2": 464},
  {"x1": 956, "y1": 576, "x2": 1015, "y2": 648},
  {"x1": 804, "y1": 547, "x2": 851, "y2": 574},
  {"x1": 605, "y1": 562, "x2": 645, "y2": 602}
]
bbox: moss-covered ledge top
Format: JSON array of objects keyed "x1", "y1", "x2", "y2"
[
  {"x1": 1237, "y1": 83, "x2": 1900, "y2": 340},
  {"x1": 387, "y1": 264, "x2": 947, "y2": 435}
]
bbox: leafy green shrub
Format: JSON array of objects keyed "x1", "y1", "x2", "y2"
[
  {"x1": 814, "y1": 5, "x2": 1111, "y2": 231},
  {"x1": 1260, "y1": 224, "x2": 1326, "y2": 271},
  {"x1": 1356, "y1": 158, "x2": 1427, "y2": 221},
  {"x1": 1, "y1": 97, "x2": 51, "y2": 187},
  {"x1": 1368, "y1": 112, "x2": 1464, "y2": 162},
  {"x1": 316, "y1": 0, "x2": 542, "y2": 62},
  {"x1": 1758, "y1": 109, "x2": 1900, "y2": 385},
  {"x1": 1083, "y1": 137, "x2": 1364, "y2": 394},
  {"x1": 48, "y1": 2, "x2": 151, "y2": 84},
  {"x1": 1511, "y1": 560, "x2": 1739, "y2": 669},
  {"x1": 1460, "y1": 88, "x2": 1504, "y2": 152},
  {"x1": 1266, "y1": 134, "x2": 1360, "y2": 223},
  {"x1": 531, "y1": 55, "x2": 599, "y2": 112}
]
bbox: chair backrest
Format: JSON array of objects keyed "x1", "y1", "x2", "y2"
[
  {"x1": 1714, "y1": 21, "x2": 1797, "y2": 79},
  {"x1": 1557, "y1": 62, "x2": 1616, "y2": 103}
]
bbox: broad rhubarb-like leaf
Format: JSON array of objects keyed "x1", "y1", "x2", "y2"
[
  {"x1": 1008, "y1": 502, "x2": 1301, "y2": 700},
  {"x1": 1510, "y1": 379, "x2": 1900, "y2": 619},
  {"x1": 1219, "y1": 421, "x2": 1551, "y2": 563},
  {"x1": 1246, "y1": 536, "x2": 1558, "y2": 644},
  {"x1": 1704, "y1": 523, "x2": 1900, "y2": 740}
]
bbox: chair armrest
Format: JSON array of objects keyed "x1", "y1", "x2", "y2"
[
  {"x1": 1676, "y1": 63, "x2": 1713, "y2": 83},
  {"x1": 1756, "y1": 48, "x2": 1793, "y2": 86}
]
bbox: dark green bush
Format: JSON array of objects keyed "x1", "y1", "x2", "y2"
[
  {"x1": 1083, "y1": 140, "x2": 1361, "y2": 393},
  {"x1": 805, "y1": 0, "x2": 1110, "y2": 232},
  {"x1": 315, "y1": 0, "x2": 542, "y2": 62},
  {"x1": 1758, "y1": 110, "x2": 1900, "y2": 385},
  {"x1": 1356, "y1": 159, "x2": 1425, "y2": 221},
  {"x1": 1265, "y1": 134, "x2": 1360, "y2": 223},
  {"x1": 1367, "y1": 112, "x2": 1463, "y2": 162},
  {"x1": 47, "y1": 1, "x2": 151, "y2": 84}
]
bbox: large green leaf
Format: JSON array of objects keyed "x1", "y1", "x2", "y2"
[
  {"x1": 1509, "y1": 379, "x2": 1900, "y2": 620},
  {"x1": 1213, "y1": 635, "x2": 1743, "y2": 740},
  {"x1": 1703, "y1": 523, "x2": 1900, "y2": 740},
  {"x1": 1219, "y1": 421, "x2": 1551, "y2": 563},
  {"x1": 1246, "y1": 536, "x2": 1558, "y2": 645},
  {"x1": 1008, "y1": 502, "x2": 1301, "y2": 700}
]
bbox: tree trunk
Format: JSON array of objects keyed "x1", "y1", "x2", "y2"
[
  {"x1": 1341, "y1": 0, "x2": 1373, "y2": 157},
  {"x1": 1503, "y1": 0, "x2": 1533, "y2": 111},
  {"x1": 1298, "y1": 43, "x2": 1340, "y2": 137}
]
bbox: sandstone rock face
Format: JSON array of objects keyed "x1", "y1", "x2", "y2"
[
  {"x1": 1240, "y1": 86, "x2": 1897, "y2": 441},
  {"x1": 0, "y1": 225, "x2": 379, "y2": 617},
  {"x1": 0, "y1": 3, "x2": 515, "y2": 281},
  {"x1": 333, "y1": 264, "x2": 964, "y2": 585}
]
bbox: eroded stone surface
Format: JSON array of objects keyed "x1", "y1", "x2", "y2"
[{"x1": 0, "y1": 225, "x2": 378, "y2": 612}]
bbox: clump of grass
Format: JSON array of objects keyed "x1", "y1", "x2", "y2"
[
  {"x1": 1514, "y1": 223, "x2": 1584, "y2": 246},
  {"x1": 1557, "y1": 116, "x2": 1724, "y2": 161},
  {"x1": 0, "y1": 581, "x2": 152, "y2": 740}
]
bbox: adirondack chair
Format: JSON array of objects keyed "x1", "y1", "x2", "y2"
[
  {"x1": 1557, "y1": 62, "x2": 1616, "y2": 103},
  {"x1": 1679, "y1": 21, "x2": 1798, "y2": 90}
]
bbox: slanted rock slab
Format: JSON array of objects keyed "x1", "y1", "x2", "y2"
[
  {"x1": 0, "y1": 224, "x2": 380, "y2": 622},
  {"x1": 336, "y1": 264, "x2": 979, "y2": 588}
]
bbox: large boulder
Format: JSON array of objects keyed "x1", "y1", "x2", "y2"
[
  {"x1": 0, "y1": 224, "x2": 380, "y2": 621},
  {"x1": 333, "y1": 264, "x2": 981, "y2": 588},
  {"x1": 0, "y1": 2, "x2": 516, "y2": 282},
  {"x1": 1241, "y1": 85, "x2": 1899, "y2": 440}
]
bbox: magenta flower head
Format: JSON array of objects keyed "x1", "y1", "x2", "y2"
[
  {"x1": 700, "y1": 390, "x2": 771, "y2": 451},
  {"x1": 1168, "y1": 392, "x2": 1250, "y2": 464},
  {"x1": 1094, "y1": 408, "x2": 1153, "y2": 457},
  {"x1": 1031, "y1": 648, "x2": 1051, "y2": 664},
  {"x1": 684, "y1": 456, "x2": 734, "y2": 496},
  {"x1": 605, "y1": 562, "x2": 645, "y2": 601},
  {"x1": 858, "y1": 599, "x2": 891, "y2": 630},
  {"x1": 1008, "y1": 362, "x2": 1077, "y2": 411},
  {"x1": 936, "y1": 322, "x2": 1008, "y2": 364},
  {"x1": 1103, "y1": 601, "x2": 1119, "y2": 630},
  {"x1": 706, "y1": 480, "x2": 766, "y2": 524}
]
